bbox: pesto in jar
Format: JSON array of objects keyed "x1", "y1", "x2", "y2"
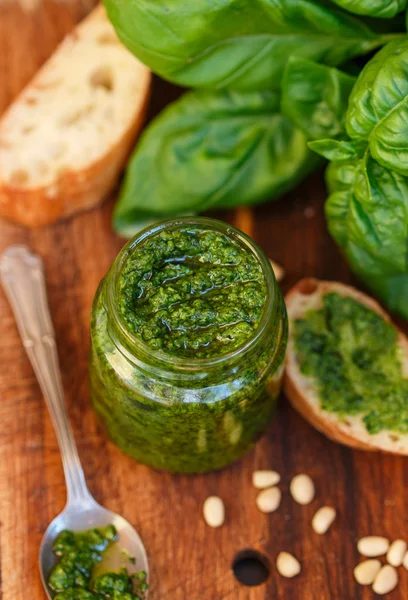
[
  {"x1": 47, "y1": 525, "x2": 148, "y2": 600},
  {"x1": 118, "y1": 226, "x2": 267, "y2": 358},
  {"x1": 90, "y1": 218, "x2": 287, "y2": 473},
  {"x1": 294, "y1": 292, "x2": 408, "y2": 434}
]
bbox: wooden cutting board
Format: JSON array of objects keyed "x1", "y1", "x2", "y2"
[{"x1": 1, "y1": 3, "x2": 407, "y2": 599}]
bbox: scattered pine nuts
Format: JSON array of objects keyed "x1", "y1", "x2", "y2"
[
  {"x1": 372, "y1": 565, "x2": 398, "y2": 595},
  {"x1": 269, "y1": 259, "x2": 285, "y2": 282},
  {"x1": 252, "y1": 470, "x2": 281, "y2": 489},
  {"x1": 203, "y1": 496, "x2": 225, "y2": 528},
  {"x1": 386, "y1": 539, "x2": 407, "y2": 567},
  {"x1": 276, "y1": 552, "x2": 301, "y2": 578},
  {"x1": 312, "y1": 506, "x2": 336, "y2": 535},
  {"x1": 354, "y1": 559, "x2": 381, "y2": 585},
  {"x1": 403, "y1": 550, "x2": 408, "y2": 571},
  {"x1": 357, "y1": 536, "x2": 390, "y2": 557},
  {"x1": 290, "y1": 474, "x2": 315, "y2": 505},
  {"x1": 256, "y1": 487, "x2": 282, "y2": 513}
]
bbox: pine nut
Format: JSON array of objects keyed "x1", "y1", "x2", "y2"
[
  {"x1": 357, "y1": 536, "x2": 390, "y2": 557},
  {"x1": 270, "y1": 259, "x2": 285, "y2": 282},
  {"x1": 353, "y1": 560, "x2": 381, "y2": 585},
  {"x1": 403, "y1": 550, "x2": 408, "y2": 571},
  {"x1": 372, "y1": 565, "x2": 398, "y2": 595},
  {"x1": 312, "y1": 506, "x2": 336, "y2": 534},
  {"x1": 252, "y1": 470, "x2": 281, "y2": 489},
  {"x1": 276, "y1": 552, "x2": 301, "y2": 578},
  {"x1": 256, "y1": 487, "x2": 281, "y2": 513},
  {"x1": 203, "y1": 496, "x2": 225, "y2": 528},
  {"x1": 290, "y1": 474, "x2": 315, "y2": 505},
  {"x1": 386, "y1": 539, "x2": 407, "y2": 567}
]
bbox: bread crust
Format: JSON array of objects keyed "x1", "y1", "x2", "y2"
[
  {"x1": 0, "y1": 5, "x2": 151, "y2": 228},
  {"x1": 284, "y1": 278, "x2": 408, "y2": 455}
]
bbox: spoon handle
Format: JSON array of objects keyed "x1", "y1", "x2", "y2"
[{"x1": 0, "y1": 245, "x2": 92, "y2": 506}]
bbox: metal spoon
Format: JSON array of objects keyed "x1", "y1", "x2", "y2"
[{"x1": 0, "y1": 245, "x2": 148, "y2": 598}]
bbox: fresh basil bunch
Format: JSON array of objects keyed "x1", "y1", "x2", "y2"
[
  {"x1": 105, "y1": 0, "x2": 405, "y2": 237},
  {"x1": 310, "y1": 38, "x2": 408, "y2": 320}
]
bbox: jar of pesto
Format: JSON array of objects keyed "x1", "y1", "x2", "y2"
[{"x1": 89, "y1": 217, "x2": 287, "y2": 473}]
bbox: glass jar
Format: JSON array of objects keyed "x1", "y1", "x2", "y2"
[{"x1": 89, "y1": 217, "x2": 287, "y2": 473}]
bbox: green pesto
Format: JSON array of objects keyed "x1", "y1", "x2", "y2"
[
  {"x1": 89, "y1": 219, "x2": 288, "y2": 473},
  {"x1": 48, "y1": 526, "x2": 147, "y2": 600},
  {"x1": 294, "y1": 293, "x2": 408, "y2": 434},
  {"x1": 118, "y1": 226, "x2": 267, "y2": 358}
]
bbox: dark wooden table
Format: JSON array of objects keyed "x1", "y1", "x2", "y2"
[{"x1": 1, "y1": 3, "x2": 407, "y2": 599}]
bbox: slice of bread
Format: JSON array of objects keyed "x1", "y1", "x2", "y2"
[
  {"x1": 284, "y1": 278, "x2": 408, "y2": 455},
  {"x1": 0, "y1": 5, "x2": 151, "y2": 228}
]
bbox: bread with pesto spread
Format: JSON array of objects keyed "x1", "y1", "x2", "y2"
[
  {"x1": 284, "y1": 279, "x2": 408, "y2": 455},
  {"x1": 0, "y1": 5, "x2": 151, "y2": 228}
]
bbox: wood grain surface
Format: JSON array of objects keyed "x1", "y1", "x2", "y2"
[{"x1": 1, "y1": 4, "x2": 407, "y2": 599}]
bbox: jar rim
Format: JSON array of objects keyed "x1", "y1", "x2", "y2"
[{"x1": 106, "y1": 216, "x2": 277, "y2": 371}]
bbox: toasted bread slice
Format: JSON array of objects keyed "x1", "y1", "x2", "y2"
[
  {"x1": 0, "y1": 5, "x2": 151, "y2": 228},
  {"x1": 284, "y1": 278, "x2": 408, "y2": 455}
]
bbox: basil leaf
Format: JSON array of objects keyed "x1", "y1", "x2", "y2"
[
  {"x1": 325, "y1": 159, "x2": 358, "y2": 245},
  {"x1": 104, "y1": 0, "x2": 396, "y2": 91},
  {"x1": 346, "y1": 38, "x2": 408, "y2": 175},
  {"x1": 113, "y1": 89, "x2": 320, "y2": 237},
  {"x1": 329, "y1": 0, "x2": 407, "y2": 18},
  {"x1": 366, "y1": 273, "x2": 408, "y2": 319},
  {"x1": 325, "y1": 154, "x2": 408, "y2": 318},
  {"x1": 281, "y1": 58, "x2": 356, "y2": 140},
  {"x1": 309, "y1": 139, "x2": 366, "y2": 160}
]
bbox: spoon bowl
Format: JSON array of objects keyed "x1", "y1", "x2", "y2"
[
  {"x1": 39, "y1": 497, "x2": 149, "y2": 599},
  {"x1": 0, "y1": 245, "x2": 149, "y2": 598}
]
